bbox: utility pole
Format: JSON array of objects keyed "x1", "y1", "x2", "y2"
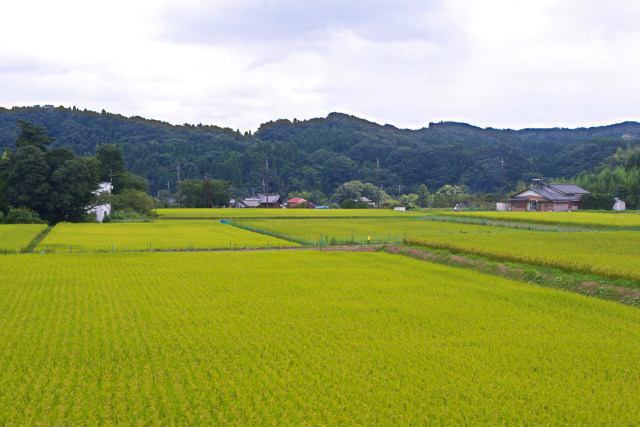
[
  {"x1": 377, "y1": 158, "x2": 381, "y2": 209},
  {"x1": 265, "y1": 160, "x2": 269, "y2": 208},
  {"x1": 176, "y1": 164, "x2": 181, "y2": 208},
  {"x1": 203, "y1": 179, "x2": 210, "y2": 208},
  {"x1": 500, "y1": 157, "x2": 505, "y2": 201},
  {"x1": 398, "y1": 184, "x2": 402, "y2": 198}
]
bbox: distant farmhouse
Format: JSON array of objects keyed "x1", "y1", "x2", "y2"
[
  {"x1": 510, "y1": 179, "x2": 589, "y2": 212},
  {"x1": 234, "y1": 194, "x2": 283, "y2": 208}
]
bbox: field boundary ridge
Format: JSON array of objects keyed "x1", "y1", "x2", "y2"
[{"x1": 385, "y1": 245, "x2": 640, "y2": 307}]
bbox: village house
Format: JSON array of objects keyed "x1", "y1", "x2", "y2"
[
  {"x1": 286, "y1": 197, "x2": 315, "y2": 208},
  {"x1": 235, "y1": 194, "x2": 283, "y2": 208},
  {"x1": 259, "y1": 194, "x2": 283, "y2": 208},
  {"x1": 509, "y1": 179, "x2": 589, "y2": 212}
]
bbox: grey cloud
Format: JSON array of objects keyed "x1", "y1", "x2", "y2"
[{"x1": 161, "y1": 0, "x2": 453, "y2": 45}]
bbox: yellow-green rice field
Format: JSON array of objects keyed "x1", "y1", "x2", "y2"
[
  {"x1": 37, "y1": 220, "x2": 298, "y2": 252},
  {"x1": 437, "y1": 210, "x2": 640, "y2": 229},
  {"x1": 0, "y1": 224, "x2": 48, "y2": 253},
  {"x1": 154, "y1": 207, "x2": 422, "y2": 219},
  {"x1": 232, "y1": 217, "x2": 515, "y2": 245},
  {"x1": 0, "y1": 251, "x2": 639, "y2": 424},
  {"x1": 406, "y1": 229, "x2": 640, "y2": 283}
]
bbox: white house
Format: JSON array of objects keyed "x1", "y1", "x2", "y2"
[
  {"x1": 89, "y1": 182, "x2": 112, "y2": 222},
  {"x1": 613, "y1": 199, "x2": 626, "y2": 211}
]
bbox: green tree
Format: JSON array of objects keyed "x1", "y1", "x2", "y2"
[
  {"x1": 433, "y1": 185, "x2": 469, "y2": 208},
  {"x1": 15, "y1": 119, "x2": 55, "y2": 150},
  {"x1": 341, "y1": 198, "x2": 356, "y2": 209},
  {"x1": 416, "y1": 184, "x2": 432, "y2": 208},
  {"x1": 208, "y1": 179, "x2": 231, "y2": 207},
  {"x1": 7, "y1": 146, "x2": 51, "y2": 216},
  {"x1": 3, "y1": 207, "x2": 45, "y2": 224},
  {"x1": 96, "y1": 144, "x2": 125, "y2": 183},
  {"x1": 111, "y1": 188, "x2": 154, "y2": 215},
  {"x1": 179, "y1": 179, "x2": 204, "y2": 208},
  {"x1": 0, "y1": 151, "x2": 10, "y2": 214},
  {"x1": 399, "y1": 193, "x2": 419, "y2": 209},
  {"x1": 333, "y1": 180, "x2": 365, "y2": 204},
  {"x1": 48, "y1": 157, "x2": 99, "y2": 223}
]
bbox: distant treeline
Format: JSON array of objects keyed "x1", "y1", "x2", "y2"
[{"x1": 2, "y1": 106, "x2": 640, "y2": 203}]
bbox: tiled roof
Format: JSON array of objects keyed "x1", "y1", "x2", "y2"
[
  {"x1": 531, "y1": 186, "x2": 576, "y2": 202},
  {"x1": 548, "y1": 184, "x2": 590, "y2": 195},
  {"x1": 259, "y1": 194, "x2": 281, "y2": 203},
  {"x1": 511, "y1": 181, "x2": 588, "y2": 203},
  {"x1": 287, "y1": 197, "x2": 306, "y2": 203}
]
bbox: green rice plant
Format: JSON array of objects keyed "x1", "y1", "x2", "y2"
[
  {"x1": 38, "y1": 220, "x2": 298, "y2": 252},
  {"x1": 0, "y1": 224, "x2": 48, "y2": 253},
  {"x1": 154, "y1": 208, "x2": 422, "y2": 219},
  {"x1": 435, "y1": 210, "x2": 640, "y2": 229},
  {"x1": 405, "y1": 229, "x2": 640, "y2": 283},
  {"x1": 232, "y1": 217, "x2": 514, "y2": 245},
  {"x1": 0, "y1": 251, "x2": 639, "y2": 424}
]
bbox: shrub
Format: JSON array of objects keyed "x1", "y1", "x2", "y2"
[{"x1": 4, "y1": 207, "x2": 46, "y2": 224}]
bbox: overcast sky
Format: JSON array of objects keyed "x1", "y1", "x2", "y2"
[{"x1": 1, "y1": 0, "x2": 639, "y2": 132}]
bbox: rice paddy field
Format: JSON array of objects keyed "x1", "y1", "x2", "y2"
[
  {"x1": 232, "y1": 217, "x2": 516, "y2": 245},
  {"x1": 154, "y1": 207, "x2": 422, "y2": 219},
  {"x1": 1, "y1": 251, "x2": 640, "y2": 424},
  {"x1": 405, "y1": 229, "x2": 640, "y2": 283},
  {"x1": 0, "y1": 224, "x2": 48, "y2": 253},
  {"x1": 437, "y1": 210, "x2": 640, "y2": 229},
  {"x1": 37, "y1": 220, "x2": 298, "y2": 252}
]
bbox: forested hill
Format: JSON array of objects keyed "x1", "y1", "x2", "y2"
[{"x1": 1, "y1": 106, "x2": 639, "y2": 198}]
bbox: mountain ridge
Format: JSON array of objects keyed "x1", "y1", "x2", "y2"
[{"x1": 1, "y1": 106, "x2": 638, "y2": 198}]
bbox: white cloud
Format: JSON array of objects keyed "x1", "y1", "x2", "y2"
[{"x1": 0, "y1": 0, "x2": 639, "y2": 131}]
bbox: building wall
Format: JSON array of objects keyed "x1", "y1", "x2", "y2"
[
  {"x1": 613, "y1": 200, "x2": 626, "y2": 211},
  {"x1": 88, "y1": 182, "x2": 112, "y2": 223},
  {"x1": 511, "y1": 201, "x2": 526, "y2": 211}
]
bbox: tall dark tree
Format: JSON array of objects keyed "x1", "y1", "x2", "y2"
[
  {"x1": 96, "y1": 143, "x2": 125, "y2": 183},
  {"x1": 48, "y1": 157, "x2": 99, "y2": 223},
  {"x1": 209, "y1": 179, "x2": 232, "y2": 207},
  {"x1": 7, "y1": 145, "x2": 52, "y2": 214},
  {"x1": 15, "y1": 119, "x2": 54, "y2": 150},
  {"x1": 4, "y1": 120, "x2": 102, "y2": 223}
]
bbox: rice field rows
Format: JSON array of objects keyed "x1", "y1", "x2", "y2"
[
  {"x1": 0, "y1": 251, "x2": 639, "y2": 424},
  {"x1": 154, "y1": 208, "x2": 421, "y2": 219},
  {"x1": 437, "y1": 210, "x2": 640, "y2": 229},
  {"x1": 232, "y1": 217, "x2": 515, "y2": 245},
  {"x1": 0, "y1": 224, "x2": 48, "y2": 253},
  {"x1": 37, "y1": 220, "x2": 298, "y2": 253},
  {"x1": 405, "y1": 230, "x2": 640, "y2": 283}
]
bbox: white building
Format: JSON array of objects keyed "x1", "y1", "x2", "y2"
[
  {"x1": 613, "y1": 198, "x2": 626, "y2": 211},
  {"x1": 89, "y1": 182, "x2": 112, "y2": 222}
]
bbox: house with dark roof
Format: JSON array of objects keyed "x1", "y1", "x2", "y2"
[
  {"x1": 259, "y1": 194, "x2": 283, "y2": 208},
  {"x1": 234, "y1": 194, "x2": 284, "y2": 208},
  {"x1": 510, "y1": 179, "x2": 589, "y2": 212},
  {"x1": 236, "y1": 197, "x2": 260, "y2": 208}
]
